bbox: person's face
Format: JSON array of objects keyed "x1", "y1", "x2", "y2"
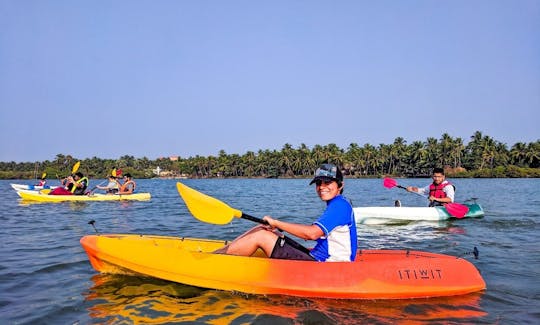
[
  {"x1": 432, "y1": 172, "x2": 445, "y2": 185},
  {"x1": 315, "y1": 179, "x2": 341, "y2": 201}
]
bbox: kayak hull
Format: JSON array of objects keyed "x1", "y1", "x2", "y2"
[
  {"x1": 16, "y1": 190, "x2": 151, "y2": 202},
  {"x1": 80, "y1": 234, "x2": 486, "y2": 299},
  {"x1": 354, "y1": 203, "x2": 484, "y2": 224},
  {"x1": 10, "y1": 183, "x2": 58, "y2": 191}
]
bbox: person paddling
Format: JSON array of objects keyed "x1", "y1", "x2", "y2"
[
  {"x1": 96, "y1": 175, "x2": 120, "y2": 194},
  {"x1": 119, "y1": 173, "x2": 136, "y2": 194},
  {"x1": 214, "y1": 163, "x2": 357, "y2": 262},
  {"x1": 49, "y1": 172, "x2": 89, "y2": 195},
  {"x1": 406, "y1": 167, "x2": 455, "y2": 207}
]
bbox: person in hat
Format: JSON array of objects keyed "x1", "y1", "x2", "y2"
[
  {"x1": 96, "y1": 175, "x2": 120, "y2": 194},
  {"x1": 118, "y1": 173, "x2": 136, "y2": 194},
  {"x1": 214, "y1": 163, "x2": 357, "y2": 262}
]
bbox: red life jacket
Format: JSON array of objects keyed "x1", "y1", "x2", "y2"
[{"x1": 429, "y1": 181, "x2": 453, "y2": 199}]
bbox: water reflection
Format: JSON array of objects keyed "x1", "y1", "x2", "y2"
[
  {"x1": 19, "y1": 199, "x2": 88, "y2": 211},
  {"x1": 85, "y1": 274, "x2": 486, "y2": 324}
]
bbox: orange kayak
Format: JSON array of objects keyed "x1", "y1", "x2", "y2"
[{"x1": 80, "y1": 234, "x2": 486, "y2": 299}]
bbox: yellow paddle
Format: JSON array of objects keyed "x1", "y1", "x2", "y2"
[
  {"x1": 176, "y1": 182, "x2": 312, "y2": 255},
  {"x1": 39, "y1": 189, "x2": 51, "y2": 194},
  {"x1": 55, "y1": 161, "x2": 81, "y2": 181},
  {"x1": 72, "y1": 161, "x2": 81, "y2": 174},
  {"x1": 176, "y1": 182, "x2": 265, "y2": 225}
]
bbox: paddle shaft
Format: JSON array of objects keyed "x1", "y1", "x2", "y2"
[
  {"x1": 87, "y1": 180, "x2": 108, "y2": 194},
  {"x1": 397, "y1": 184, "x2": 445, "y2": 203},
  {"x1": 241, "y1": 213, "x2": 267, "y2": 225},
  {"x1": 241, "y1": 213, "x2": 289, "y2": 233},
  {"x1": 241, "y1": 212, "x2": 311, "y2": 255}
]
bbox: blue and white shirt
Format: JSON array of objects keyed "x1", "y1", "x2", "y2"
[{"x1": 310, "y1": 195, "x2": 357, "y2": 262}]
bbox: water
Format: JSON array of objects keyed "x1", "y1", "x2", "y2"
[{"x1": 0, "y1": 178, "x2": 539, "y2": 324}]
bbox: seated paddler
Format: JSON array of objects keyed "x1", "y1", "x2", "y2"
[{"x1": 214, "y1": 163, "x2": 357, "y2": 262}]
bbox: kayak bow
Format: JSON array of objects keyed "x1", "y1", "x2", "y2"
[{"x1": 10, "y1": 183, "x2": 58, "y2": 191}]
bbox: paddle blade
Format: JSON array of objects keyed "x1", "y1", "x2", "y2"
[
  {"x1": 41, "y1": 172, "x2": 47, "y2": 179},
  {"x1": 72, "y1": 161, "x2": 81, "y2": 174},
  {"x1": 40, "y1": 189, "x2": 51, "y2": 195},
  {"x1": 111, "y1": 168, "x2": 117, "y2": 177},
  {"x1": 176, "y1": 182, "x2": 242, "y2": 225},
  {"x1": 445, "y1": 203, "x2": 469, "y2": 218},
  {"x1": 383, "y1": 177, "x2": 398, "y2": 189}
]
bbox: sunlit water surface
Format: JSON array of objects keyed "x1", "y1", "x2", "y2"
[{"x1": 0, "y1": 178, "x2": 538, "y2": 324}]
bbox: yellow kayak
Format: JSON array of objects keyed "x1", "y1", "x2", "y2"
[
  {"x1": 81, "y1": 234, "x2": 486, "y2": 299},
  {"x1": 16, "y1": 190, "x2": 151, "y2": 202}
]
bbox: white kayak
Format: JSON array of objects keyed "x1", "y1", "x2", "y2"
[
  {"x1": 10, "y1": 183, "x2": 59, "y2": 191},
  {"x1": 354, "y1": 203, "x2": 484, "y2": 225}
]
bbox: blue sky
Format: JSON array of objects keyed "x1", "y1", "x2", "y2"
[{"x1": 1, "y1": 1, "x2": 539, "y2": 162}]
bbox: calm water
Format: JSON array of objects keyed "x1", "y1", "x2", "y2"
[{"x1": 0, "y1": 178, "x2": 539, "y2": 324}]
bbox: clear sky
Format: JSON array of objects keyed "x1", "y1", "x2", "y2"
[{"x1": 1, "y1": 1, "x2": 539, "y2": 162}]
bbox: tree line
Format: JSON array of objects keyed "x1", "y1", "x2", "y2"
[{"x1": 1, "y1": 131, "x2": 539, "y2": 180}]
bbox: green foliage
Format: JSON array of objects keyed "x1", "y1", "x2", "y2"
[{"x1": 1, "y1": 132, "x2": 539, "y2": 179}]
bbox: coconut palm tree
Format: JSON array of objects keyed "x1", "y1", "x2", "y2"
[{"x1": 510, "y1": 142, "x2": 527, "y2": 166}]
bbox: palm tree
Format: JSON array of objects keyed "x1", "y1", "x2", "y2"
[
  {"x1": 425, "y1": 137, "x2": 439, "y2": 168},
  {"x1": 279, "y1": 143, "x2": 295, "y2": 177},
  {"x1": 296, "y1": 143, "x2": 313, "y2": 176},
  {"x1": 524, "y1": 141, "x2": 540, "y2": 168},
  {"x1": 311, "y1": 145, "x2": 326, "y2": 166},
  {"x1": 510, "y1": 142, "x2": 527, "y2": 166},
  {"x1": 405, "y1": 141, "x2": 427, "y2": 176},
  {"x1": 344, "y1": 143, "x2": 362, "y2": 176},
  {"x1": 242, "y1": 151, "x2": 257, "y2": 177},
  {"x1": 440, "y1": 133, "x2": 454, "y2": 167},
  {"x1": 479, "y1": 135, "x2": 497, "y2": 169},
  {"x1": 362, "y1": 144, "x2": 377, "y2": 175},
  {"x1": 390, "y1": 137, "x2": 407, "y2": 175},
  {"x1": 451, "y1": 137, "x2": 465, "y2": 168},
  {"x1": 323, "y1": 143, "x2": 344, "y2": 167},
  {"x1": 464, "y1": 131, "x2": 484, "y2": 170}
]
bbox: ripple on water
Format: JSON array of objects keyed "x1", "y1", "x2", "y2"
[{"x1": 1, "y1": 178, "x2": 539, "y2": 324}]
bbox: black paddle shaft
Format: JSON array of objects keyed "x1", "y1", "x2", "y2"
[
  {"x1": 241, "y1": 213, "x2": 267, "y2": 225},
  {"x1": 241, "y1": 213, "x2": 311, "y2": 255}
]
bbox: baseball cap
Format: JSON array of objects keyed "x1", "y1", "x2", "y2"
[{"x1": 309, "y1": 163, "x2": 343, "y2": 185}]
